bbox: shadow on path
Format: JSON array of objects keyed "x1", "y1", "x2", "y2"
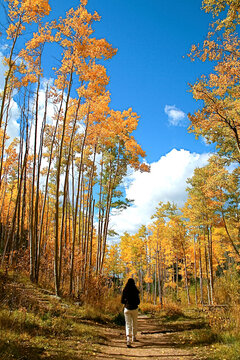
[{"x1": 90, "y1": 315, "x2": 201, "y2": 360}]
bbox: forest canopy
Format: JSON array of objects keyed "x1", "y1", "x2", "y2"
[{"x1": 0, "y1": 0, "x2": 240, "y2": 311}]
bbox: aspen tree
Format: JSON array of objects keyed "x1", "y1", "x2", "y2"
[{"x1": 189, "y1": 1, "x2": 240, "y2": 165}]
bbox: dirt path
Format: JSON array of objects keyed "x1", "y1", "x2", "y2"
[{"x1": 90, "y1": 315, "x2": 204, "y2": 360}]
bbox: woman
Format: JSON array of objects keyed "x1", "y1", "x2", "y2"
[{"x1": 121, "y1": 278, "x2": 140, "y2": 348}]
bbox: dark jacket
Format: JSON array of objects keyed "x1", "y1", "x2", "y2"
[{"x1": 121, "y1": 287, "x2": 140, "y2": 310}]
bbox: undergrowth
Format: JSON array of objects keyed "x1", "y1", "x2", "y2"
[
  {"x1": 124, "y1": 299, "x2": 240, "y2": 359},
  {"x1": 0, "y1": 272, "x2": 108, "y2": 360},
  {"x1": 2, "y1": 271, "x2": 240, "y2": 359}
]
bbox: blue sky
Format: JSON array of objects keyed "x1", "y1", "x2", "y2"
[
  {"x1": 59, "y1": 0, "x2": 214, "y2": 235},
  {"x1": 48, "y1": 0, "x2": 215, "y2": 163},
  {"x1": 1, "y1": 0, "x2": 217, "y2": 235}
]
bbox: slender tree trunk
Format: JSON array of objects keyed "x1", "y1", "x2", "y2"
[
  {"x1": 204, "y1": 243, "x2": 211, "y2": 305},
  {"x1": 0, "y1": 185, "x2": 8, "y2": 251},
  {"x1": 193, "y1": 235, "x2": 198, "y2": 305},
  {"x1": 70, "y1": 105, "x2": 90, "y2": 294},
  {"x1": 29, "y1": 73, "x2": 41, "y2": 283},
  {"x1": 176, "y1": 256, "x2": 179, "y2": 299},
  {"x1": 55, "y1": 94, "x2": 81, "y2": 295},
  {"x1": 0, "y1": 19, "x2": 22, "y2": 130},
  {"x1": 154, "y1": 257, "x2": 157, "y2": 305},
  {"x1": 221, "y1": 209, "x2": 240, "y2": 260},
  {"x1": 182, "y1": 243, "x2": 190, "y2": 305},
  {"x1": 21, "y1": 96, "x2": 30, "y2": 248},
  {"x1": 1, "y1": 186, "x2": 14, "y2": 267},
  {"x1": 34, "y1": 84, "x2": 48, "y2": 282},
  {"x1": 1, "y1": 152, "x2": 28, "y2": 267},
  {"x1": 99, "y1": 144, "x2": 122, "y2": 274},
  {"x1": 198, "y1": 238, "x2": 204, "y2": 305},
  {"x1": 88, "y1": 198, "x2": 95, "y2": 280},
  {"x1": 96, "y1": 156, "x2": 103, "y2": 274},
  {"x1": 37, "y1": 86, "x2": 64, "y2": 280},
  {"x1": 54, "y1": 70, "x2": 73, "y2": 296},
  {"x1": 99, "y1": 183, "x2": 113, "y2": 273},
  {"x1": 0, "y1": 91, "x2": 12, "y2": 188},
  {"x1": 207, "y1": 226, "x2": 214, "y2": 304},
  {"x1": 157, "y1": 248, "x2": 163, "y2": 307}
]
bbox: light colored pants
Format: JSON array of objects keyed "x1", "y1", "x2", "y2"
[{"x1": 124, "y1": 308, "x2": 138, "y2": 337}]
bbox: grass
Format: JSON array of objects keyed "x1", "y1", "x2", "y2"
[
  {"x1": 198, "y1": 331, "x2": 240, "y2": 360},
  {"x1": 143, "y1": 302, "x2": 240, "y2": 360},
  {"x1": 140, "y1": 302, "x2": 222, "y2": 358},
  {"x1": 0, "y1": 304, "x2": 102, "y2": 360},
  {"x1": 2, "y1": 272, "x2": 240, "y2": 360},
  {"x1": 209, "y1": 340, "x2": 240, "y2": 360},
  {"x1": 201, "y1": 304, "x2": 240, "y2": 360},
  {"x1": 0, "y1": 272, "x2": 109, "y2": 360}
]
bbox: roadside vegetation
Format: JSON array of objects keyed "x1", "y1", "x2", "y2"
[
  {"x1": 139, "y1": 277, "x2": 240, "y2": 360},
  {"x1": 1, "y1": 0, "x2": 240, "y2": 359},
  {"x1": 1, "y1": 270, "x2": 240, "y2": 360},
  {"x1": 0, "y1": 271, "x2": 124, "y2": 360}
]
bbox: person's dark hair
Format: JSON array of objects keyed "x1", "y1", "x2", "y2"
[{"x1": 123, "y1": 278, "x2": 139, "y2": 293}]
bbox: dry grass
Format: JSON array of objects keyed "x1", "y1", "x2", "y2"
[
  {"x1": 0, "y1": 272, "x2": 107, "y2": 360},
  {"x1": 2, "y1": 270, "x2": 240, "y2": 360},
  {"x1": 139, "y1": 301, "x2": 184, "y2": 319}
]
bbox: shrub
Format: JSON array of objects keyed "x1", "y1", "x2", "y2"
[
  {"x1": 214, "y1": 268, "x2": 240, "y2": 305},
  {"x1": 112, "y1": 311, "x2": 125, "y2": 326},
  {"x1": 139, "y1": 302, "x2": 160, "y2": 314},
  {"x1": 163, "y1": 302, "x2": 184, "y2": 320}
]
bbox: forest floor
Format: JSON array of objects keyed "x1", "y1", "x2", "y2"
[
  {"x1": 90, "y1": 312, "x2": 210, "y2": 360},
  {"x1": 0, "y1": 272, "x2": 221, "y2": 360}
]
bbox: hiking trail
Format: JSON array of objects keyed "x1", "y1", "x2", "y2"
[{"x1": 90, "y1": 314, "x2": 206, "y2": 360}]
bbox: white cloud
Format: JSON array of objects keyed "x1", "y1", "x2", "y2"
[
  {"x1": 6, "y1": 100, "x2": 20, "y2": 140},
  {"x1": 164, "y1": 105, "x2": 186, "y2": 126},
  {"x1": 109, "y1": 149, "x2": 210, "y2": 235}
]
